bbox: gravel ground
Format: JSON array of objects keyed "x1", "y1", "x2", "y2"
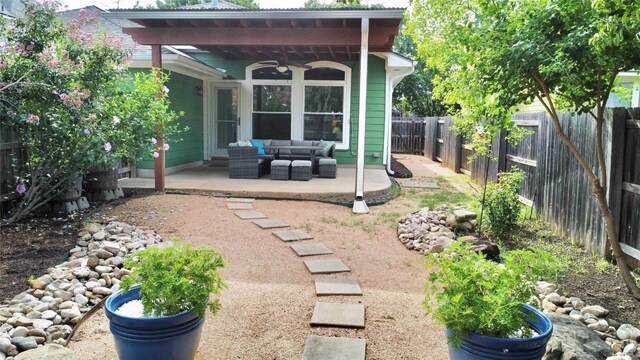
[{"x1": 68, "y1": 185, "x2": 452, "y2": 359}]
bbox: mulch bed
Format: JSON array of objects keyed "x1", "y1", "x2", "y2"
[
  {"x1": 511, "y1": 225, "x2": 640, "y2": 327},
  {"x1": 391, "y1": 156, "x2": 413, "y2": 178},
  {"x1": 0, "y1": 216, "x2": 80, "y2": 300}
]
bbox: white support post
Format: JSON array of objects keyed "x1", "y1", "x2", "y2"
[{"x1": 353, "y1": 17, "x2": 369, "y2": 214}]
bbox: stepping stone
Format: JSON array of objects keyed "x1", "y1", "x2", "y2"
[
  {"x1": 290, "y1": 243, "x2": 332, "y2": 257},
  {"x1": 252, "y1": 219, "x2": 289, "y2": 229},
  {"x1": 234, "y1": 210, "x2": 268, "y2": 220},
  {"x1": 272, "y1": 229, "x2": 313, "y2": 242},
  {"x1": 401, "y1": 181, "x2": 439, "y2": 189},
  {"x1": 315, "y1": 278, "x2": 362, "y2": 296},
  {"x1": 310, "y1": 302, "x2": 365, "y2": 328},
  {"x1": 227, "y1": 203, "x2": 253, "y2": 210},
  {"x1": 302, "y1": 335, "x2": 366, "y2": 360},
  {"x1": 226, "y1": 197, "x2": 255, "y2": 203},
  {"x1": 304, "y1": 259, "x2": 350, "y2": 274}
]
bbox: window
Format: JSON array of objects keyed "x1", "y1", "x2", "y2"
[
  {"x1": 304, "y1": 86, "x2": 344, "y2": 141},
  {"x1": 247, "y1": 62, "x2": 350, "y2": 148},
  {"x1": 252, "y1": 67, "x2": 291, "y2": 140},
  {"x1": 303, "y1": 67, "x2": 347, "y2": 143}
]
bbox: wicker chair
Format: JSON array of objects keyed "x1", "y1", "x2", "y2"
[{"x1": 228, "y1": 146, "x2": 269, "y2": 179}]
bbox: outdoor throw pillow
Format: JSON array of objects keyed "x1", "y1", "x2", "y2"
[
  {"x1": 250, "y1": 139, "x2": 266, "y2": 155},
  {"x1": 321, "y1": 140, "x2": 334, "y2": 157},
  {"x1": 237, "y1": 140, "x2": 252, "y2": 147}
]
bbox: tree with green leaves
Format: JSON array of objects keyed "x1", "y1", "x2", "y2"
[
  {"x1": 392, "y1": 34, "x2": 447, "y2": 116},
  {"x1": 405, "y1": 0, "x2": 640, "y2": 299},
  {"x1": 151, "y1": 0, "x2": 258, "y2": 9}
]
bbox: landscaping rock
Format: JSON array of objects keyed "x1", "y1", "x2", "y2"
[
  {"x1": 617, "y1": 324, "x2": 640, "y2": 341},
  {"x1": 582, "y1": 305, "x2": 609, "y2": 318},
  {"x1": 14, "y1": 344, "x2": 75, "y2": 360},
  {"x1": 543, "y1": 313, "x2": 614, "y2": 360},
  {"x1": 10, "y1": 337, "x2": 37, "y2": 351},
  {"x1": 396, "y1": 205, "x2": 479, "y2": 255}
]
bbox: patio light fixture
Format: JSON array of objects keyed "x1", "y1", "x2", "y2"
[{"x1": 276, "y1": 65, "x2": 289, "y2": 73}]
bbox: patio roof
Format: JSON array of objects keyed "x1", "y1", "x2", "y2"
[{"x1": 104, "y1": 8, "x2": 405, "y2": 62}]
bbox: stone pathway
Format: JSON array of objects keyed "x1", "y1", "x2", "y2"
[
  {"x1": 234, "y1": 210, "x2": 267, "y2": 220},
  {"x1": 225, "y1": 196, "x2": 367, "y2": 359},
  {"x1": 251, "y1": 219, "x2": 289, "y2": 229},
  {"x1": 227, "y1": 202, "x2": 253, "y2": 210}
]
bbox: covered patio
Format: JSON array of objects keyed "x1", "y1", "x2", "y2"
[
  {"x1": 105, "y1": 7, "x2": 412, "y2": 211},
  {"x1": 119, "y1": 164, "x2": 392, "y2": 200}
]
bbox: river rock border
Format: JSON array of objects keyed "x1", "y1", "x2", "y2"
[
  {"x1": 536, "y1": 281, "x2": 640, "y2": 360},
  {"x1": 0, "y1": 221, "x2": 164, "y2": 359}
]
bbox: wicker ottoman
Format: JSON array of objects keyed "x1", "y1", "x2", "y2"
[
  {"x1": 291, "y1": 160, "x2": 312, "y2": 181},
  {"x1": 271, "y1": 160, "x2": 291, "y2": 180},
  {"x1": 318, "y1": 158, "x2": 337, "y2": 178}
]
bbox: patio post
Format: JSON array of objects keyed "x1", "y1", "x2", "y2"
[
  {"x1": 353, "y1": 17, "x2": 370, "y2": 214},
  {"x1": 151, "y1": 45, "x2": 165, "y2": 192}
]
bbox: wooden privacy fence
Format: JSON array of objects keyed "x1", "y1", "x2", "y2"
[
  {"x1": 0, "y1": 124, "x2": 26, "y2": 214},
  {"x1": 423, "y1": 109, "x2": 640, "y2": 264},
  {"x1": 391, "y1": 117, "x2": 426, "y2": 154}
]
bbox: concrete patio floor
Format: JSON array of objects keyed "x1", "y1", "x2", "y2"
[{"x1": 118, "y1": 165, "x2": 392, "y2": 200}]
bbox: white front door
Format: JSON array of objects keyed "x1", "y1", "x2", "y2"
[{"x1": 212, "y1": 86, "x2": 240, "y2": 156}]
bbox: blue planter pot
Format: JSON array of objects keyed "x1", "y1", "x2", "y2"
[
  {"x1": 104, "y1": 285, "x2": 204, "y2": 360},
  {"x1": 446, "y1": 304, "x2": 553, "y2": 360}
]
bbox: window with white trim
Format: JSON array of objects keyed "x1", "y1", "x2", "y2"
[
  {"x1": 303, "y1": 67, "x2": 347, "y2": 142},
  {"x1": 252, "y1": 67, "x2": 292, "y2": 140}
]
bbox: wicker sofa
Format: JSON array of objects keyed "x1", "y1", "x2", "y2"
[
  {"x1": 227, "y1": 146, "x2": 272, "y2": 179},
  {"x1": 227, "y1": 140, "x2": 335, "y2": 179}
]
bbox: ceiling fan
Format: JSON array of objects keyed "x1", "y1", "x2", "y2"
[{"x1": 258, "y1": 59, "x2": 312, "y2": 73}]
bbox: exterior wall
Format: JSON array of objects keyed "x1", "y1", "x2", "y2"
[
  {"x1": 138, "y1": 71, "x2": 204, "y2": 169},
  {"x1": 337, "y1": 55, "x2": 386, "y2": 166},
  {"x1": 194, "y1": 53, "x2": 387, "y2": 165}
]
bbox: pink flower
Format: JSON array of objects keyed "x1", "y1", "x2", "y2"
[
  {"x1": 104, "y1": 142, "x2": 112, "y2": 152},
  {"x1": 16, "y1": 184, "x2": 26, "y2": 194},
  {"x1": 153, "y1": 151, "x2": 160, "y2": 159},
  {"x1": 151, "y1": 137, "x2": 157, "y2": 145},
  {"x1": 163, "y1": 143, "x2": 170, "y2": 151},
  {"x1": 84, "y1": 129, "x2": 91, "y2": 135},
  {"x1": 27, "y1": 114, "x2": 39, "y2": 123},
  {"x1": 0, "y1": 61, "x2": 7, "y2": 70}
]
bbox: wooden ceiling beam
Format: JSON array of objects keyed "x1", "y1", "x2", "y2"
[
  {"x1": 327, "y1": 46, "x2": 336, "y2": 60},
  {"x1": 123, "y1": 26, "x2": 398, "y2": 48}
]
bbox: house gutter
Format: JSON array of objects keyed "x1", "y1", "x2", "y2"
[
  {"x1": 353, "y1": 17, "x2": 370, "y2": 214},
  {"x1": 104, "y1": 9, "x2": 405, "y2": 20},
  {"x1": 374, "y1": 52, "x2": 416, "y2": 175}
]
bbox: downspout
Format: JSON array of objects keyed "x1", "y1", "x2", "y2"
[
  {"x1": 385, "y1": 63, "x2": 417, "y2": 175},
  {"x1": 353, "y1": 17, "x2": 370, "y2": 214}
]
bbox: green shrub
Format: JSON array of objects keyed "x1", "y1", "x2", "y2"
[
  {"x1": 481, "y1": 168, "x2": 525, "y2": 242},
  {"x1": 424, "y1": 242, "x2": 537, "y2": 348},
  {"x1": 121, "y1": 242, "x2": 226, "y2": 317},
  {"x1": 503, "y1": 248, "x2": 566, "y2": 283}
]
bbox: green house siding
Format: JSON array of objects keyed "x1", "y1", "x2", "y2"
[
  {"x1": 191, "y1": 54, "x2": 253, "y2": 80},
  {"x1": 138, "y1": 72, "x2": 204, "y2": 169},
  {"x1": 334, "y1": 55, "x2": 387, "y2": 166}
]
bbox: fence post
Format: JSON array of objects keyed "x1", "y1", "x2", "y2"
[
  {"x1": 454, "y1": 134, "x2": 463, "y2": 173},
  {"x1": 496, "y1": 129, "x2": 508, "y2": 173},
  {"x1": 605, "y1": 108, "x2": 628, "y2": 258}
]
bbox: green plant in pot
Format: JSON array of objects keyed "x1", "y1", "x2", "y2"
[
  {"x1": 424, "y1": 242, "x2": 554, "y2": 360},
  {"x1": 105, "y1": 241, "x2": 226, "y2": 360}
]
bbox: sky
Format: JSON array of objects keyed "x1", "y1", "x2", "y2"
[{"x1": 61, "y1": 0, "x2": 410, "y2": 10}]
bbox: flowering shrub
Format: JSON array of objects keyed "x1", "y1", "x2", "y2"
[{"x1": 0, "y1": 1, "x2": 182, "y2": 222}]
